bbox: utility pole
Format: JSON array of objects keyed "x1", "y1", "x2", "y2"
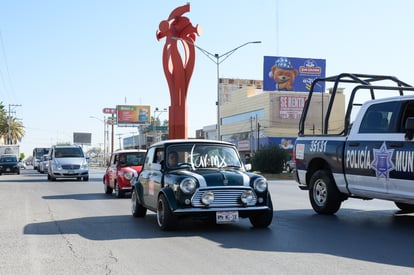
[
  {"x1": 8, "y1": 104, "x2": 22, "y2": 145},
  {"x1": 257, "y1": 121, "x2": 261, "y2": 152}
]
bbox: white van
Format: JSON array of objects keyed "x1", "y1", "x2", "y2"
[{"x1": 47, "y1": 145, "x2": 89, "y2": 181}]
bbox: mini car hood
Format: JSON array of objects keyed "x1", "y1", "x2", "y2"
[
  {"x1": 121, "y1": 165, "x2": 143, "y2": 173},
  {"x1": 173, "y1": 168, "x2": 251, "y2": 186}
]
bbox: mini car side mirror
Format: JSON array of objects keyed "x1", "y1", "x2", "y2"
[
  {"x1": 152, "y1": 163, "x2": 162, "y2": 171},
  {"x1": 244, "y1": 163, "x2": 252, "y2": 171}
]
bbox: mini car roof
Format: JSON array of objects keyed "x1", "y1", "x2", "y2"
[
  {"x1": 151, "y1": 139, "x2": 234, "y2": 147},
  {"x1": 112, "y1": 149, "x2": 146, "y2": 154}
]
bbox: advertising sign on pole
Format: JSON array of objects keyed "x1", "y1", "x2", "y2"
[
  {"x1": 116, "y1": 105, "x2": 151, "y2": 126},
  {"x1": 102, "y1": 107, "x2": 116, "y2": 114},
  {"x1": 263, "y1": 56, "x2": 326, "y2": 92}
]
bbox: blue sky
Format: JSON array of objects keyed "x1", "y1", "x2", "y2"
[{"x1": 0, "y1": 0, "x2": 412, "y2": 156}]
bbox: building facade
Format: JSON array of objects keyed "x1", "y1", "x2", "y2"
[{"x1": 207, "y1": 78, "x2": 345, "y2": 157}]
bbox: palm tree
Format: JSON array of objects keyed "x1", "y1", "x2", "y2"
[
  {"x1": 5, "y1": 117, "x2": 25, "y2": 144},
  {"x1": 0, "y1": 102, "x2": 25, "y2": 144},
  {"x1": 0, "y1": 103, "x2": 7, "y2": 143}
]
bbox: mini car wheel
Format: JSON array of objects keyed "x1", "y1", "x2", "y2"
[
  {"x1": 394, "y1": 202, "x2": 414, "y2": 212},
  {"x1": 157, "y1": 194, "x2": 177, "y2": 231},
  {"x1": 104, "y1": 178, "x2": 113, "y2": 194},
  {"x1": 131, "y1": 189, "x2": 147, "y2": 217},
  {"x1": 249, "y1": 196, "x2": 273, "y2": 228},
  {"x1": 115, "y1": 182, "x2": 124, "y2": 198},
  {"x1": 309, "y1": 169, "x2": 342, "y2": 215}
]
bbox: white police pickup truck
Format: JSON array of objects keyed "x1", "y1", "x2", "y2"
[{"x1": 294, "y1": 73, "x2": 414, "y2": 214}]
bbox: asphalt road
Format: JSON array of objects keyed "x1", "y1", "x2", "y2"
[{"x1": 0, "y1": 168, "x2": 413, "y2": 275}]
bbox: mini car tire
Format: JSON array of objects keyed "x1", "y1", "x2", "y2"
[
  {"x1": 157, "y1": 194, "x2": 177, "y2": 231},
  {"x1": 131, "y1": 189, "x2": 147, "y2": 217},
  {"x1": 115, "y1": 182, "x2": 124, "y2": 198},
  {"x1": 309, "y1": 169, "x2": 341, "y2": 215},
  {"x1": 394, "y1": 202, "x2": 414, "y2": 212},
  {"x1": 249, "y1": 196, "x2": 274, "y2": 228},
  {"x1": 104, "y1": 179, "x2": 113, "y2": 194}
]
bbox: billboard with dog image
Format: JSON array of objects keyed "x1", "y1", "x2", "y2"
[{"x1": 263, "y1": 56, "x2": 326, "y2": 92}]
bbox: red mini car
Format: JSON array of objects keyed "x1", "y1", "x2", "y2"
[{"x1": 103, "y1": 149, "x2": 146, "y2": 198}]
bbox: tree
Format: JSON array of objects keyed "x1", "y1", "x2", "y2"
[
  {"x1": 0, "y1": 102, "x2": 25, "y2": 144},
  {"x1": 251, "y1": 146, "x2": 288, "y2": 174},
  {"x1": 4, "y1": 117, "x2": 25, "y2": 144}
]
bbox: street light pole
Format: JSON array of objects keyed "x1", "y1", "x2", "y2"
[
  {"x1": 153, "y1": 107, "x2": 167, "y2": 142},
  {"x1": 189, "y1": 41, "x2": 261, "y2": 140},
  {"x1": 89, "y1": 116, "x2": 108, "y2": 165}
]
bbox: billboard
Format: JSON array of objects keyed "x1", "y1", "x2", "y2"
[
  {"x1": 73, "y1": 132, "x2": 92, "y2": 145},
  {"x1": 116, "y1": 105, "x2": 151, "y2": 126},
  {"x1": 263, "y1": 56, "x2": 326, "y2": 92}
]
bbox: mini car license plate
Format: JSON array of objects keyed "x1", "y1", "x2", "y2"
[{"x1": 216, "y1": 211, "x2": 239, "y2": 224}]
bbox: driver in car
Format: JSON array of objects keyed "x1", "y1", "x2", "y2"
[{"x1": 168, "y1": 151, "x2": 178, "y2": 167}]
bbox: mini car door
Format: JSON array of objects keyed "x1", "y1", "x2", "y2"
[
  {"x1": 140, "y1": 148, "x2": 163, "y2": 209},
  {"x1": 108, "y1": 154, "x2": 118, "y2": 187}
]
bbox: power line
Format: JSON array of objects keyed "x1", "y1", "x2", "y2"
[{"x1": 0, "y1": 29, "x2": 16, "y2": 102}]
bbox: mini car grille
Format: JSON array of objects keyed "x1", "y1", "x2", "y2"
[
  {"x1": 62, "y1": 165, "x2": 80, "y2": 170},
  {"x1": 191, "y1": 188, "x2": 257, "y2": 208}
]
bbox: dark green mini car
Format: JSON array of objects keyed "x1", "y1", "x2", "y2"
[{"x1": 131, "y1": 139, "x2": 273, "y2": 230}]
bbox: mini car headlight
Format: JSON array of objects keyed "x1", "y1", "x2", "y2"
[
  {"x1": 180, "y1": 178, "x2": 197, "y2": 194},
  {"x1": 124, "y1": 171, "x2": 134, "y2": 180},
  {"x1": 253, "y1": 177, "x2": 268, "y2": 193},
  {"x1": 201, "y1": 191, "x2": 214, "y2": 205},
  {"x1": 241, "y1": 190, "x2": 255, "y2": 205}
]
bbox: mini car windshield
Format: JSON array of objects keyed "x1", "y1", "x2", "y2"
[
  {"x1": 166, "y1": 144, "x2": 242, "y2": 169},
  {"x1": 120, "y1": 153, "x2": 145, "y2": 167}
]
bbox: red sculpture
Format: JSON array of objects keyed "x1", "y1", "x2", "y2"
[{"x1": 156, "y1": 3, "x2": 202, "y2": 139}]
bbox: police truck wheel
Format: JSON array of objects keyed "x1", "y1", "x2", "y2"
[{"x1": 309, "y1": 169, "x2": 342, "y2": 215}]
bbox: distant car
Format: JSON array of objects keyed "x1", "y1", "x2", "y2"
[
  {"x1": 38, "y1": 154, "x2": 49, "y2": 173},
  {"x1": 47, "y1": 145, "x2": 89, "y2": 181},
  {"x1": 18, "y1": 161, "x2": 27, "y2": 169},
  {"x1": 285, "y1": 159, "x2": 296, "y2": 173},
  {"x1": 131, "y1": 139, "x2": 274, "y2": 231},
  {"x1": 0, "y1": 154, "x2": 20, "y2": 175},
  {"x1": 103, "y1": 149, "x2": 146, "y2": 198}
]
